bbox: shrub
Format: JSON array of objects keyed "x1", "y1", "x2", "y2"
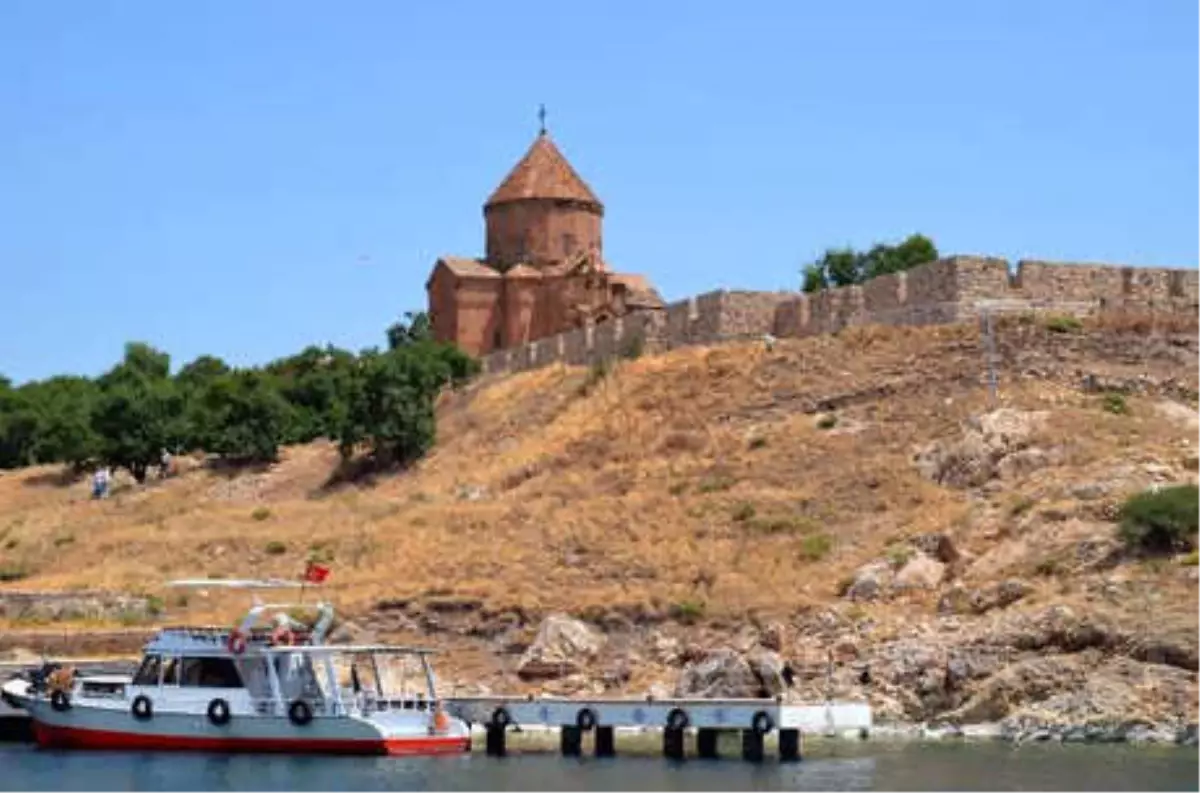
[
  {"x1": 667, "y1": 481, "x2": 687, "y2": 496},
  {"x1": 251, "y1": 507, "x2": 272, "y2": 521},
  {"x1": 1101, "y1": 393, "x2": 1130, "y2": 415},
  {"x1": 670, "y1": 600, "x2": 706, "y2": 624},
  {"x1": 1118, "y1": 485, "x2": 1199, "y2": 554},
  {"x1": 816, "y1": 414, "x2": 838, "y2": 430},
  {"x1": 731, "y1": 502, "x2": 757, "y2": 522},
  {"x1": 798, "y1": 533, "x2": 833, "y2": 561},
  {"x1": 619, "y1": 334, "x2": 645, "y2": 361},
  {"x1": 886, "y1": 544, "x2": 913, "y2": 568},
  {"x1": 697, "y1": 474, "x2": 735, "y2": 493},
  {"x1": 1044, "y1": 315, "x2": 1083, "y2": 334},
  {"x1": 1034, "y1": 557, "x2": 1062, "y2": 577},
  {"x1": 747, "y1": 435, "x2": 768, "y2": 450},
  {"x1": 264, "y1": 540, "x2": 288, "y2": 556},
  {"x1": 1180, "y1": 550, "x2": 1199, "y2": 567},
  {"x1": 0, "y1": 563, "x2": 28, "y2": 582}
]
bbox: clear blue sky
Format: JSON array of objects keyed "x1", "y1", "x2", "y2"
[{"x1": 1, "y1": 0, "x2": 1196, "y2": 384}]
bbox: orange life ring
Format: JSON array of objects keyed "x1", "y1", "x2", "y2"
[
  {"x1": 227, "y1": 630, "x2": 248, "y2": 655},
  {"x1": 271, "y1": 626, "x2": 295, "y2": 647}
]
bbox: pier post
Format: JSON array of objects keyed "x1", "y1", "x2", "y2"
[
  {"x1": 779, "y1": 729, "x2": 802, "y2": 762},
  {"x1": 696, "y1": 728, "x2": 719, "y2": 759},
  {"x1": 594, "y1": 726, "x2": 616, "y2": 758},
  {"x1": 741, "y1": 729, "x2": 764, "y2": 763},
  {"x1": 663, "y1": 727, "x2": 686, "y2": 760},
  {"x1": 560, "y1": 725, "x2": 583, "y2": 757},
  {"x1": 485, "y1": 725, "x2": 507, "y2": 757}
]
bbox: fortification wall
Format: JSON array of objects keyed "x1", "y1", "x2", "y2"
[{"x1": 479, "y1": 257, "x2": 1198, "y2": 377}]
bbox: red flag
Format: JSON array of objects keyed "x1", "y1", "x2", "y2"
[{"x1": 303, "y1": 562, "x2": 330, "y2": 584}]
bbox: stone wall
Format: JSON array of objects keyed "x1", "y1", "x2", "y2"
[{"x1": 479, "y1": 257, "x2": 1198, "y2": 377}]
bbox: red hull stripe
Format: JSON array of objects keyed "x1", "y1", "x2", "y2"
[{"x1": 33, "y1": 722, "x2": 471, "y2": 756}]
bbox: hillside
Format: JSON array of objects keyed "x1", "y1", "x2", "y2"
[{"x1": 1, "y1": 315, "x2": 1197, "y2": 738}]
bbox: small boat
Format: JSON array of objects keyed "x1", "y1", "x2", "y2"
[{"x1": 0, "y1": 577, "x2": 471, "y2": 756}]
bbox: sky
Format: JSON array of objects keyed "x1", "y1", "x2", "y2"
[{"x1": 1, "y1": 0, "x2": 1196, "y2": 384}]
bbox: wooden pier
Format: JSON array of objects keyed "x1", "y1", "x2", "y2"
[{"x1": 445, "y1": 696, "x2": 872, "y2": 762}]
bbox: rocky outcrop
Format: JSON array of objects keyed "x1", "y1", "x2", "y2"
[
  {"x1": 914, "y1": 409, "x2": 1052, "y2": 488},
  {"x1": 938, "y1": 579, "x2": 1033, "y2": 615},
  {"x1": 516, "y1": 614, "x2": 605, "y2": 680},
  {"x1": 673, "y1": 646, "x2": 789, "y2": 698}
]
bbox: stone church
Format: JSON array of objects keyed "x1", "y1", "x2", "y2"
[{"x1": 426, "y1": 125, "x2": 662, "y2": 357}]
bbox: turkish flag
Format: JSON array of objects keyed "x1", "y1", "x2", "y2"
[{"x1": 304, "y1": 562, "x2": 330, "y2": 584}]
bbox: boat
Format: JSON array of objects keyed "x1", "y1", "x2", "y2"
[{"x1": 0, "y1": 577, "x2": 471, "y2": 755}]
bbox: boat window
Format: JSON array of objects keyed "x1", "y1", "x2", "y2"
[
  {"x1": 162, "y1": 657, "x2": 180, "y2": 685},
  {"x1": 179, "y1": 657, "x2": 244, "y2": 688},
  {"x1": 132, "y1": 655, "x2": 162, "y2": 686}
]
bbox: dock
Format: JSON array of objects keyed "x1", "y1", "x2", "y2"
[
  {"x1": 1, "y1": 659, "x2": 872, "y2": 761},
  {"x1": 444, "y1": 696, "x2": 872, "y2": 762}
]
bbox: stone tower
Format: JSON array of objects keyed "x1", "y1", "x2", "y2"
[{"x1": 483, "y1": 130, "x2": 605, "y2": 270}]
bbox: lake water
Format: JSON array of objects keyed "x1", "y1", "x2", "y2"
[{"x1": 1, "y1": 741, "x2": 1196, "y2": 791}]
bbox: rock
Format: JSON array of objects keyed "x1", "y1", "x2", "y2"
[
  {"x1": 674, "y1": 648, "x2": 761, "y2": 698},
  {"x1": 937, "y1": 585, "x2": 973, "y2": 615},
  {"x1": 1071, "y1": 482, "x2": 1108, "y2": 501},
  {"x1": 649, "y1": 632, "x2": 681, "y2": 665},
  {"x1": 945, "y1": 579, "x2": 1034, "y2": 615},
  {"x1": 892, "y1": 553, "x2": 945, "y2": 592},
  {"x1": 997, "y1": 448, "x2": 1054, "y2": 480},
  {"x1": 455, "y1": 484, "x2": 489, "y2": 502},
  {"x1": 909, "y1": 533, "x2": 960, "y2": 564},
  {"x1": 674, "y1": 646, "x2": 789, "y2": 699},
  {"x1": 1153, "y1": 400, "x2": 1199, "y2": 431},
  {"x1": 845, "y1": 561, "x2": 894, "y2": 601},
  {"x1": 516, "y1": 614, "x2": 605, "y2": 681},
  {"x1": 328, "y1": 620, "x2": 377, "y2": 645},
  {"x1": 913, "y1": 409, "x2": 1049, "y2": 488},
  {"x1": 746, "y1": 649, "x2": 787, "y2": 697},
  {"x1": 759, "y1": 621, "x2": 786, "y2": 652}
]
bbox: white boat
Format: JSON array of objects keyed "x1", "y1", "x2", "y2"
[{"x1": 0, "y1": 578, "x2": 471, "y2": 756}]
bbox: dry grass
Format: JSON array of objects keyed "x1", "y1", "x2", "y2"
[{"x1": 0, "y1": 320, "x2": 1196, "y2": 648}]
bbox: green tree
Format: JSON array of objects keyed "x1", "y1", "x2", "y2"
[
  {"x1": 268, "y1": 345, "x2": 357, "y2": 444},
  {"x1": 386, "y1": 311, "x2": 433, "y2": 350},
  {"x1": 191, "y1": 370, "x2": 292, "y2": 464},
  {"x1": 336, "y1": 341, "x2": 477, "y2": 466},
  {"x1": 25, "y1": 376, "x2": 101, "y2": 470},
  {"x1": 801, "y1": 234, "x2": 939, "y2": 292},
  {"x1": 93, "y1": 343, "x2": 183, "y2": 482}
]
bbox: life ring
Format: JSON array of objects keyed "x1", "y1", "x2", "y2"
[
  {"x1": 207, "y1": 698, "x2": 232, "y2": 727},
  {"x1": 270, "y1": 626, "x2": 295, "y2": 647},
  {"x1": 288, "y1": 700, "x2": 313, "y2": 726},
  {"x1": 490, "y1": 706, "x2": 512, "y2": 729},
  {"x1": 131, "y1": 695, "x2": 154, "y2": 721},
  {"x1": 227, "y1": 630, "x2": 248, "y2": 655},
  {"x1": 49, "y1": 690, "x2": 71, "y2": 712},
  {"x1": 751, "y1": 710, "x2": 775, "y2": 735},
  {"x1": 576, "y1": 708, "x2": 597, "y2": 731},
  {"x1": 666, "y1": 708, "x2": 689, "y2": 731}
]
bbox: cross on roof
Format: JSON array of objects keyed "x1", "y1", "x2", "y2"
[{"x1": 538, "y1": 104, "x2": 546, "y2": 136}]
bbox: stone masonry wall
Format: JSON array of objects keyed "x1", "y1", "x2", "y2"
[{"x1": 479, "y1": 257, "x2": 1198, "y2": 377}]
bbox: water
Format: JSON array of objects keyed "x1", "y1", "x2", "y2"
[{"x1": 1, "y1": 742, "x2": 1196, "y2": 791}]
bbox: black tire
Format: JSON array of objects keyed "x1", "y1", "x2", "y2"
[
  {"x1": 131, "y1": 695, "x2": 153, "y2": 721},
  {"x1": 50, "y1": 690, "x2": 71, "y2": 712},
  {"x1": 490, "y1": 707, "x2": 512, "y2": 729},
  {"x1": 576, "y1": 708, "x2": 597, "y2": 731},
  {"x1": 666, "y1": 708, "x2": 689, "y2": 731},
  {"x1": 207, "y1": 698, "x2": 232, "y2": 727},
  {"x1": 751, "y1": 710, "x2": 774, "y2": 735},
  {"x1": 288, "y1": 699, "x2": 313, "y2": 727}
]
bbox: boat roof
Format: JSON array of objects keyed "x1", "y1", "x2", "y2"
[
  {"x1": 263, "y1": 644, "x2": 440, "y2": 656},
  {"x1": 167, "y1": 578, "x2": 322, "y2": 589}
]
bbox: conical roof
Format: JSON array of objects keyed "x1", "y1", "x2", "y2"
[{"x1": 485, "y1": 133, "x2": 602, "y2": 209}]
